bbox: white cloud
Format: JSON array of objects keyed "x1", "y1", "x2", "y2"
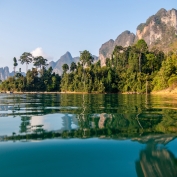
[{"x1": 31, "y1": 47, "x2": 53, "y2": 61}]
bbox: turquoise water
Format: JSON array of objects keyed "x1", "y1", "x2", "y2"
[{"x1": 0, "y1": 94, "x2": 177, "y2": 177}]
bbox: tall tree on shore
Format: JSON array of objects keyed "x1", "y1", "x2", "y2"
[
  {"x1": 33, "y1": 56, "x2": 48, "y2": 69},
  {"x1": 80, "y1": 50, "x2": 94, "y2": 90},
  {"x1": 13, "y1": 57, "x2": 18, "y2": 76},
  {"x1": 19, "y1": 52, "x2": 33, "y2": 72},
  {"x1": 70, "y1": 62, "x2": 77, "y2": 72},
  {"x1": 135, "y1": 39, "x2": 148, "y2": 73},
  {"x1": 33, "y1": 56, "x2": 48, "y2": 75},
  {"x1": 80, "y1": 50, "x2": 94, "y2": 67},
  {"x1": 62, "y1": 64, "x2": 69, "y2": 74}
]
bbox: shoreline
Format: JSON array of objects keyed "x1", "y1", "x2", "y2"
[
  {"x1": 1, "y1": 88, "x2": 177, "y2": 95},
  {"x1": 151, "y1": 88, "x2": 177, "y2": 95}
]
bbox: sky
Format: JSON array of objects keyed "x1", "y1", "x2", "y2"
[{"x1": 0, "y1": 0, "x2": 176, "y2": 72}]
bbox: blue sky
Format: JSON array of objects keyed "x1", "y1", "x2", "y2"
[{"x1": 0, "y1": 0, "x2": 176, "y2": 72}]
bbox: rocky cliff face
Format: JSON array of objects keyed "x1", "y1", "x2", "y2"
[
  {"x1": 99, "y1": 8, "x2": 177, "y2": 66},
  {"x1": 136, "y1": 8, "x2": 177, "y2": 50},
  {"x1": 99, "y1": 31, "x2": 135, "y2": 66},
  {"x1": 0, "y1": 67, "x2": 10, "y2": 81},
  {"x1": 0, "y1": 67, "x2": 25, "y2": 81}
]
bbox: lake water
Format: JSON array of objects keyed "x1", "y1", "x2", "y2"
[{"x1": 0, "y1": 93, "x2": 177, "y2": 177}]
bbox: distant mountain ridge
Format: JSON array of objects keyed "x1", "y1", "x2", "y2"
[
  {"x1": 48, "y1": 51, "x2": 98, "y2": 75},
  {"x1": 0, "y1": 67, "x2": 11, "y2": 81},
  {"x1": 0, "y1": 67, "x2": 26, "y2": 81},
  {"x1": 0, "y1": 52, "x2": 98, "y2": 80},
  {"x1": 1, "y1": 8, "x2": 177, "y2": 79}
]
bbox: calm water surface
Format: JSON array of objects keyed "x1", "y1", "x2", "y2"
[{"x1": 0, "y1": 93, "x2": 177, "y2": 177}]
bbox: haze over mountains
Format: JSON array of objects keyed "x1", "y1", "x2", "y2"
[{"x1": 1, "y1": 8, "x2": 177, "y2": 80}]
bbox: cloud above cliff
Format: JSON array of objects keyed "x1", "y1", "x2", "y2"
[{"x1": 31, "y1": 47, "x2": 53, "y2": 60}]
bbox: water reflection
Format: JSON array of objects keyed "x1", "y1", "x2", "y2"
[
  {"x1": 1, "y1": 93, "x2": 177, "y2": 139},
  {"x1": 1, "y1": 93, "x2": 177, "y2": 176},
  {"x1": 135, "y1": 135, "x2": 177, "y2": 177}
]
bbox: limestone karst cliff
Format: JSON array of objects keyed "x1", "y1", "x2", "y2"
[
  {"x1": 99, "y1": 31, "x2": 135, "y2": 66},
  {"x1": 99, "y1": 8, "x2": 177, "y2": 66},
  {"x1": 136, "y1": 8, "x2": 177, "y2": 50},
  {"x1": 0, "y1": 67, "x2": 10, "y2": 81}
]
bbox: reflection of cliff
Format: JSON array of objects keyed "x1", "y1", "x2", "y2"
[
  {"x1": 0, "y1": 105, "x2": 8, "y2": 117},
  {"x1": 0, "y1": 105, "x2": 8, "y2": 111},
  {"x1": 98, "y1": 113, "x2": 112, "y2": 128},
  {"x1": 20, "y1": 116, "x2": 32, "y2": 134},
  {"x1": 136, "y1": 143, "x2": 177, "y2": 177}
]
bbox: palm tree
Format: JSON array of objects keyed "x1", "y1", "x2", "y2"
[{"x1": 19, "y1": 52, "x2": 33, "y2": 72}]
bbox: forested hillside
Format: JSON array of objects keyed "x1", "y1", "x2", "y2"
[
  {"x1": 0, "y1": 39, "x2": 177, "y2": 93},
  {"x1": 61, "y1": 39, "x2": 176, "y2": 93}
]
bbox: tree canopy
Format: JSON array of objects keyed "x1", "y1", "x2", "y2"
[{"x1": 1, "y1": 39, "x2": 177, "y2": 93}]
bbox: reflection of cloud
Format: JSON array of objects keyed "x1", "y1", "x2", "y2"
[
  {"x1": 31, "y1": 47, "x2": 53, "y2": 60},
  {"x1": 30, "y1": 116, "x2": 50, "y2": 130},
  {"x1": 30, "y1": 114, "x2": 78, "y2": 132}
]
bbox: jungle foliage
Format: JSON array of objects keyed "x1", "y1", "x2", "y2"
[
  {"x1": 0, "y1": 53, "x2": 61, "y2": 92},
  {"x1": 60, "y1": 40, "x2": 177, "y2": 93},
  {"x1": 1, "y1": 39, "x2": 177, "y2": 93}
]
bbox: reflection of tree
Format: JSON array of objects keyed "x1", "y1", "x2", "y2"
[
  {"x1": 136, "y1": 142, "x2": 177, "y2": 177},
  {"x1": 5, "y1": 94, "x2": 177, "y2": 140},
  {"x1": 31, "y1": 125, "x2": 45, "y2": 134},
  {"x1": 77, "y1": 94, "x2": 91, "y2": 132},
  {"x1": 138, "y1": 113, "x2": 162, "y2": 130},
  {"x1": 74, "y1": 111, "x2": 164, "y2": 138},
  {"x1": 19, "y1": 116, "x2": 31, "y2": 134},
  {"x1": 156, "y1": 109, "x2": 177, "y2": 133}
]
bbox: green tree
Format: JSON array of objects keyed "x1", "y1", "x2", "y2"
[
  {"x1": 33, "y1": 56, "x2": 48, "y2": 76},
  {"x1": 80, "y1": 50, "x2": 94, "y2": 91},
  {"x1": 80, "y1": 50, "x2": 94, "y2": 67},
  {"x1": 62, "y1": 64, "x2": 69, "y2": 74},
  {"x1": 135, "y1": 39, "x2": 148, "y2": 73},
  {"x1": 70, "y1": 62, "x2": 77, "y2": 72},
  {"x1": 33, "y1": 56, "x2": 48, "y2": 69},
  {"x1": 19, "y1": 52, "x2": 33, "y2": 72},
  {"x1": 13, "y1": 57, "x2": 18, "y2": 76}
]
